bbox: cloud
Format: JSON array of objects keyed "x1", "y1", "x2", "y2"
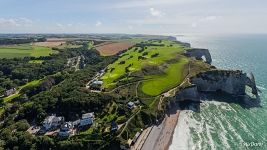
[
  {"x1": 112, "y1": 0, "x2": 200, "y2": 9},
  {"x1": 128, "y1": 25, "x2": 133, "y2": 30},
  {"x1": 56, "y1": 23, "x2": 64, "y2": 29},
  {"x1": 0, "y1": 17, "x2": 33, "y2": 27},
  {"x1": 204, "y1": 16, "x2": 217, "y2": 21},
  {"x1": 191, "y1": 22, "x2": 197, "y2": 28},
  {"x1": 149, "y1": 8, "x2": 165, "y2": 17},
  {"x1": 95, "y1": 21, "x2": 102, "y2": 27}
]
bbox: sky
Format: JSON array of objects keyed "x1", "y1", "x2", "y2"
[{"x1": 0, "y1": 0, "x2": 267, "y2": 35}]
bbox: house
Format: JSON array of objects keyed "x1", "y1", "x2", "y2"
[
  {"x1": 42, "y1": 114, "x2": 64, "y2": 131},
  {"x1": 90, "y1": 80, "x2": 103, "y2": 90},
  {"x1": 72, "y1": 119, "x2": 80, "y2": 127},
  {"x1": 4, "y1": 88, "x2": 16, "y2": 97},
  {"x1": 127, "y1": 101, "x2": 135, "y2": 109},
  {"x1": 79, "y1": 112, "x2": 94, "y2": 127},
  {"x1": 58, "y1": 122, "x2": 73, "y2": 137},
  {"x1": 111, "y1": 121, "x2": 118, "y2": 131},
  {"x1": 92, "y1": 80, "x2": 103, "y2": 85}
]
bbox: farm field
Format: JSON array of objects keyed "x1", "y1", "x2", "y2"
[
  {"x1": 101, "y1": 40, "x2": 189, "y2": 96},
  {"x1": 0, "y1": 44, "x2": 57, "y2": 58},
  {"x1": 33, "y1": 38, "x2": 66, "y2": 47},
  {"x1": 95, "y1": 41, "x2": 134, "y2": 56}
]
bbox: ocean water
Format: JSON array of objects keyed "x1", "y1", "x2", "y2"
[{"x1": 169, "y1": 34, "x2": 267, "y2": 150}]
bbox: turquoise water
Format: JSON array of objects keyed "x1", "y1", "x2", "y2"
[{"x1": 170, "y1": 34, "x2": 267, "y2": 150}]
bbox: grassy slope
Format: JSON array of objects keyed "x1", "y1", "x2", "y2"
[
  {"x1": 3, "y1": 79, "x2": 41, "y2": 103},
  {"x1": 101, "y1": 40, "x2": 189, "y2": 96},
  {"x1": 0, "y1": 79, "x2": 41, "y2": 115},
  {"x1": 141, "y1": 57, "x2": 188, "y2": 96},
  {"x1": 0, "y1": 44, "x2": 56, "y2": 58}
]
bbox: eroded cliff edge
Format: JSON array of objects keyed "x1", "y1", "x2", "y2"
[{"x1": 174, "y1": 48, "x2": 258, "y2": 103}]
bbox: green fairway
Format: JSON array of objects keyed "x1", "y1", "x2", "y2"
[
  {"x1": 141, "y1": 57, "x2": 188, "y2": 96},
  {"x1": 0, "y1": 44, "x2": 57, "y2": 58},
  {"x1": 101, "y1": 40, "x2": 190, "y2": 96}
]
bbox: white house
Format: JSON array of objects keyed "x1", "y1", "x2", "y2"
[
  {"x1": 127, "y1": 101, "x2": 135, "y2": 109},
  {"x1": 42, "y1": 114, "x2": 64, "y2": 131},
  {"x1": 92, "y1": 80, "x2": 103, "y2": 85},
  {"x1": 4, "y1": 88, "x2": 16, "y2": 97},
  {"x1": 79, "y1": 112, "x2": 94, "y2": 127}
]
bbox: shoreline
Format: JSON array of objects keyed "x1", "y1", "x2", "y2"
[{"x1": 141, "y1": 103, "x2": 180, "y2": 150}]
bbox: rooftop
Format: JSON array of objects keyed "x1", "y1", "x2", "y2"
[{"x1": 82, "y1": 112, "x2": 94, "y2": 119}]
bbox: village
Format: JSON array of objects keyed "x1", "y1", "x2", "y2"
[
  {"x1": 1, "y1": 68, "x2": 145, "y2": 148},
  {"x1": 25, "y1": 100, "x2": 139, "y2": 141},
  {"x1": 27, "y1": 112, "x2": 97, "y2": 138}
]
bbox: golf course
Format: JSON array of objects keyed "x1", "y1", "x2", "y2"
[{"x1": 101, "y1": 40, "x2": 189, "y2": 96}]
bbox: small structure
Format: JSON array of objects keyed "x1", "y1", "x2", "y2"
[
  {"x1": 111, "y1": 121, "x2": 118, "y2": 131},
  {"x1": 90, "y1": 80, "x2": 103, "y2": 91},
  {"x1": 79, "y1": 112, "x2": 94, "y2": 127},
  {"x1": 72, "y1": 119, "x2": 81, "y2": 127},
  {"x1": 127, "y1": 101, "x2": 135, "y2": 109},
  {"x1": 4, "y1": 88, "x2": 16, "y2": 97},
  {"x1": 42, "y1": 114, "x2": 64, "y2": 131},
  {"x1": 58, "y1": 122, "x2": 73, "y2": 137},
  {"x1": 92, "y1": 80, "x2": 103, "y2": 85}
]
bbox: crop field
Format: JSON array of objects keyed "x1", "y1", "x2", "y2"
[
  {"x1": 101, "y1": 40, "x2": 189, "y2": 96},
  {"x1": 0, "y1": 44, "x2": 57, "y2": 58},
  {"x1": 34, "y1": 38, "x2": 66, "y2": 47},
  {"x1": 95, "y1": 41, "x2": 134, "y2": 56}
]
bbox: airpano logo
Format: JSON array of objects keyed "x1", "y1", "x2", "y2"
[{"x1": 243, "y1": 141, "x2": 264, "y2": 147}]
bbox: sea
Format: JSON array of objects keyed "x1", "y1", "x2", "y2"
[{"x1": 169, "y1": 34, "x2": 267, "y2": 150}]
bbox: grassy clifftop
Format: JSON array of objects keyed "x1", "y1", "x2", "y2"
[{"x1": 101, "y1": 40, "x2": 189, "y2": 96}]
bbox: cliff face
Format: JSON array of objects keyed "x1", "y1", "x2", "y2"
[
  {"x1": 191, "y1": 70, "x2": 247, "y2": 95},
  {"x1": 175, "y1": 85, "x2": 200, "y2": 102},
  {"x1": 184, "y1": 48, "x2": 212, "y2": 64},
  {"x1": 174, "y1": 70, "x2": 258, "y2": 102}
]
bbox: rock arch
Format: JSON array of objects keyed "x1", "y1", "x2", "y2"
[{"x1": 184, "y1": 48, "x2": 212, "y2": 64}]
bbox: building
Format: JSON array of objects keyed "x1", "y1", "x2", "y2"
[
  {"x1": 79, "y1": 112, "x2": 94, "y2": 127},
  {"x1": 111, "y1": 121, "x2": 118, "y2": 131},
  {"x1": 127, "y1": 101, "x2": 135, "y2": 109},
  {"x1": 72, "y1": 119, "x2": 80, "y2": 127},
  {"x1": 42, "y1": 114, "x2": 64, "y2": 131},
  {"x1": 90, "y1": 80, "x2": 103, "y2": 90},
  {"x1": 4, "y1": 88, "x2": 16, "y2": 97},
  {"x1": 92, "y1": 80, "x2": 103, "y2": 85},
  {"x1": 58, "y1": 122, "x2": 73, "y2": 137}
]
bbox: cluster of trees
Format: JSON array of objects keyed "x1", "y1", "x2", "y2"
[
  {"x1": 0, "y1": 55, "x2": 66, "y2": 94},
  {"x1": 0, "y1": 39, "x2": 162, "y2": 149},
  {"x1": 151, "y1": 53, "x2": 159, "y2": 58},
  {"x1": 0, "y1": 37, "x2": 46, "y2": 45},
  {"x1": 0, "y1": 41, "x2": 119, "y2": 149}
]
